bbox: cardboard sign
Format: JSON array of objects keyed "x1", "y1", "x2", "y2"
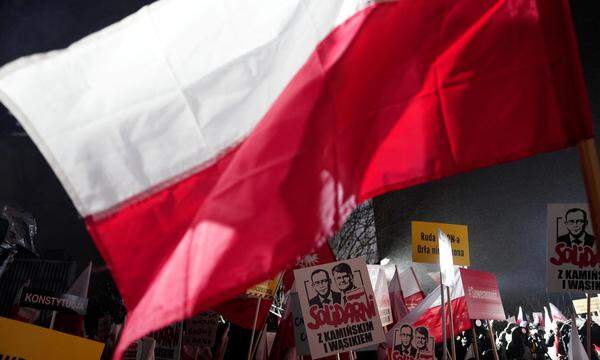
[
  {"x1": 0, "y1": 316, "x2": 104, "y2": 359},
  {"x1": 391, "y1": 324, "x2": 436, "y2": 360},
  {"x1": 19, "y1": 287, "x2": 88, "y2": 315},
  {"x1": 367, "y1": 265, "x2": 393, "y2": 326},
  {"x1": 149, "y1": 322, "x2": 183, "y2": 360},
  {"x1": 246, "y1": 274, "x2": 281, "y2": 299},
  {"x1": 290, "y1": 292, "x2": 311, "y2": 356},
  {"x1": 183, "y1": 311, "x2": 219, "y2": 347},
  {"x1": 411, "y1": 221, "x2": 470, "y2": 266},
  {"x1": 546, "y1": 204, "x2": 600, "y2": 293},
  {"x1": 573, "y1": 297, "x2": 600, "y2": 314},
  {"x1": 460, "y1": 268, "x2": 505, "y2": 320},
  {"x1": 293, "y1": 257, "x2": 385, "y2": 359}
]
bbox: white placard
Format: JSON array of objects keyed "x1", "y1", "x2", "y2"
[
  {"x1": 547, "y1": 204, "x2": 599, "y2": 293},
  {"x1": 293, "y1": 257, "x2": 385, "y2": 359},
  {"x1": 367, "y1": 265, "x2": 393, "y2": 326}
]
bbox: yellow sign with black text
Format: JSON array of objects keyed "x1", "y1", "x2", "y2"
[
  {"x1": 411, "y1": 221, "x2": 470, "y2": 266},
  {"x1": 246, "y1": 273, "x2": 282, "y2": 299},
  {"x1": 0, "y1": 316, "x2": 104, "y2": 360}
]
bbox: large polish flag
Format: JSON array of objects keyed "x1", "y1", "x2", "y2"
[
  {"x1": 0, "y1": 0, "x2": 592, "y2": 356},
  {"x1": 398, "y1": 267, "x2": 427, "y2": 311},
  {"x1": 386, "y1": 269, "x2": 471, "y2": 344}
]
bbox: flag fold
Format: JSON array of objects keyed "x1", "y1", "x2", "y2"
[{"x1": 0, "y1": 0, "x2": 592, "y2": 357}]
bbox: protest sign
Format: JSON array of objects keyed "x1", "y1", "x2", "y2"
[
  {"x1": 18, "y1": 287, "x2": 88, "y2": 315},
  {"x1": 290, "y1": 292, "x2": 311, "y2": 356},
  {"x1": 293, "y1": 257, "x2": 385, "y2": 359},
  {"x1": 411, "y1": 221, "x2": 470, "y2": 266},
  {"x1": 183, "y1": 311, "x2": 219, "y2": 347},
  {"x1": 532, "y1": 312, "x2": 544, "y2": 329},
  {"x1": 391, "y1": 323, "x2": 436, "y2": 360},
  {"x1": 149, "y1": 321, "x2": 183, "y2": 360},
  {"x1": 546, "y1": 204, "x2": 600, "y2": 293},
  {"x1": 246, "y1": 274, "x2": 281, "y2": 299},
  {"x1": 367, "y1": 265, "x2": 393, "y2": 326},
  {"x1": 460, "y1": 268, "x2": 505, "y2": 320},
  {"x1": 573, "y1": 297, "x2": 600, "y2": 314},
  {"x1": 0, "y1": 316, "x2": 104, "y2": 359}
]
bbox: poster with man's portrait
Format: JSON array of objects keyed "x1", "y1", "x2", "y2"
[
  {"x1": 293, "y1": 257, "x2": 385, "y2": 359},
  {"x1": 392, "y1": 324, "x2": 436, "y2": 360},
  {"x1": 547, "y1": 204, "x2": 600, "y2": 293}
]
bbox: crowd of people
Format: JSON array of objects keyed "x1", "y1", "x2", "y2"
[{"x1": 444, "y1": 318, "x2": 600, "y2": 360}]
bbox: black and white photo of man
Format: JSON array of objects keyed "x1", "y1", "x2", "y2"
[
  {"x1": 394, "y1": 324, "x2": 418, "y2": 357},
  {"x1": 414, "y1": 326, "x2": 431, "y2": 358},
  {"x1": 308, "y1": 269, "x2": 341, "y2": 308},
  {"x1": 332, "y1": 262, "x2": 358, "y2": 304},
  {"x1": 557, "y1": 208, "x2": 595, "y2": 247}
]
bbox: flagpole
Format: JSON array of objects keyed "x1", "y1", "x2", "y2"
[
  {"x1": 486, "y1": 320, "x2": 499, "y2": 360},
  {"x1": 446, "y1": 286, "x2": 456, "y2": 360},
  {"x1": 49, "y1": 310, "x2": 57, "y2": 329},
  {"x1": 247, "y1": 297, "x2": 262, "y2": 360},
  {"x1": 471, "y1": 321, "x2": 480, "y2": 360},
  {"x1": 250, "y1": 324, "x2": 267, "y2": 360},
  {"x1": 383, "y1": 325, "x2": 391, "y2": 360},
  {"x1": 440, "y1": 279, "x2": 447, "y2": 360},
  {"x1": 577, "y1": 139, "x2": 600, "y2": 247},
  {"x1": 176, "y1": 321, "x2": 184, "y2": 360},
  {"x1": 587, "y1": 293, "x2": 592, "y2": 359}
]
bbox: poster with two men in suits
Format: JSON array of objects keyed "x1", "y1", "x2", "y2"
[{"x1": 294, "y1": 257, "x2": 385, "y2": 359}]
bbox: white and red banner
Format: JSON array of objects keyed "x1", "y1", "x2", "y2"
[
  {"x1": 294, "y1": 257, "x2": 385, "y2": 358},
  {"x1": 460, "y1": 269, "x2": 505, "y2": 321},
  {"x1": 398, "y1": 268, "x2": 426, "y2": 311},
  {"x1": 367, "y1": 265, "x2": 393, "y2": 327},
  {"x1": 532, "y1": 312, "x2": 543, "y2": 328},
  {"x1": 568, "y1": 314, "x2": 588, "y2": 360},
  {"x1": 386, "y1": 269, "x2": 471, "y2": 345},
  {"x1": 388, "y1": 267, "x2": 409, "y2": 327},
  {"x1": 0, "y1": 0, "x2": 592, "y2": 354},
  {"x1": 549, "y1": 303, "x2": 568, "y2": 323},
  {"x1": 547, "y1": 204, "x2": 599, "y2": 293},
  {"x1": 517, "y1": 307, "x2": 524, "y2": 325}
]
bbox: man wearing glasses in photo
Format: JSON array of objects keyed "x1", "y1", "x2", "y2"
[
  {"x1": 394, "y1": 324, "x2": 418, "y2": 358},
  {"x1": 308, "y1": 269, "x2": 341, "y2": 308},
  {"x1": 557, "y1": 208, "x2": 595, "y2": 248}
]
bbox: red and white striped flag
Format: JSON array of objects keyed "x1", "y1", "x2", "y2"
[
  {"x1": 0, "y1": 0, "x2": 592, "y2": 356},
  {"x1": 568, "y1": 313, "x2": 588, "y2": 360},
  {"x1": 550, "y1": 303, "x2": 568, "y2": 323},
  {"x1": 398, "y1": 267, "x2": 426, "y2": 311},
  {"x1": 517, "y1": 306, "x2": 525, "y2": 325},
  {"x1": 386, "y1": 269, "x2": 471, "y2": 344},
  {"x1": 388, "y1": 267, "x2": 409, "y2": 327}
]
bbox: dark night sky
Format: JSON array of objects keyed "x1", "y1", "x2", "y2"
[{"x1": 1, "y1": 1, "x2": 599, "y2": 316}]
